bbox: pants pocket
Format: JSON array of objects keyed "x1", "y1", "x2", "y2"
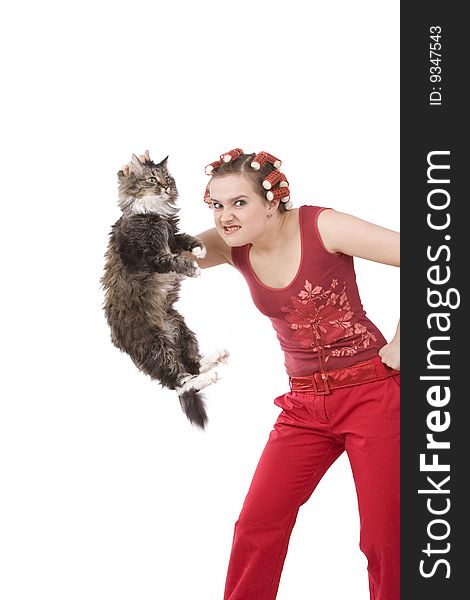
[{"x1": 273, "y1": 391, "x2": 307, "y2": 410}]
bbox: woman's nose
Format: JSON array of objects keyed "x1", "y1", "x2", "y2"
[{"x1": 220, "y1": 207, "x2": 235, "y2": 222}]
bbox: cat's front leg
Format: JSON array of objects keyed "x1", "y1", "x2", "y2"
[
  {"x1": 151, "y1": 253, "x2": 201, "y2": 277},
  {"x1": 174, "y1": 233, "x2": 207, "y2": 259}
]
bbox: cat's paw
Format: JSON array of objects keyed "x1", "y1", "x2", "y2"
[
  {"x1": 200, "y1": 349, "x2": 230, "y2": 372},
  {"x1": 176, "y1": 369, "x2": 219, "y2": 394},
  {"x1": 191, "y1": 244, "x2": 207, "y2": 259},
  {"x1": 215, "y1": 349, "x2": 230, "y2": 364},
  {"x1": 204, "y1": 368, "x2": 220, "y2": 387},
  {"x1": 192, "y1": 261, "x2": 202, "y2": 277},
  {"x1": 180, "y1": 258, "x2": 201, "y2": 278}
]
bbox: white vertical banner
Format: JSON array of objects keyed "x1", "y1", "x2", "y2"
[{"x1": 0, "y1": 2, "x2": 399, "y2": 598}]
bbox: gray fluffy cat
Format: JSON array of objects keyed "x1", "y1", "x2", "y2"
[{"x1": 100, "y1": 152, "x2": 228, "y2": 430}]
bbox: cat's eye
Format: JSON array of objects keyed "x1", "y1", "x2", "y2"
[{"x1": 147, "y1": 177, "x2": 158, "y2": 183}]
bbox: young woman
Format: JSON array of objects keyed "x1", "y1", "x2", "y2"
[{"x1": 124, "y1": 148, "x2": 400, "y2": 600}]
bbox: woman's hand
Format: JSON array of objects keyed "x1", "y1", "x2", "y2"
[
  {"x1": 379, "y1": 340, "x2": 400, "y2": 371},
  {"x1": 120, "y1": 150, "x2": 151, "y2": 175},
  {"x1": 379, "y1": 321, "x2": 400, "y2": 370}
]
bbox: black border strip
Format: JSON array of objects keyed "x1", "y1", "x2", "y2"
[{"x1": 401, "y1": 3, "x2": 466, "y2": 598}]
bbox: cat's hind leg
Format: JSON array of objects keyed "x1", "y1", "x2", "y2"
[
  {"x1": 169, "y1": 309, "x2": 206, "y2": 377},
  {"x1": 168, "y1": 308, "x2": 228, "y2": 376},
  {"x1": 141, "y1": 331, "x2": 213, "y2": 429},
  {"x1": 139, "y1": 332, "x2": 193, "y2": 390}
]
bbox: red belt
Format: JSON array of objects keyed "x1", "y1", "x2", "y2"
[{"x1": 288, "y1": 356, "x2": 400, "y2": 395}]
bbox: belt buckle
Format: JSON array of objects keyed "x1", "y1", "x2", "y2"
[{"x1": 313, "y1": 372, "x2": 331, "y2": 395}]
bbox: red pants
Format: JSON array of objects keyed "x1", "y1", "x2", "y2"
[{"x1": 223, "y1": 357, "x2": 400, "y2": 600}]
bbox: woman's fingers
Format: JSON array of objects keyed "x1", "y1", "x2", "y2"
[
  {"x1": 139, "y1": 150, "x2": 150, "y2": 162},
  {"x1": 378, "y1": 342, "x2": 400, "y2": 371},
  {"x1": 136, "y1": 149, "x2": 150, "y2": 162},
  {"x1": 120, "y1": 150, "x2": 150, "y2": 176}
]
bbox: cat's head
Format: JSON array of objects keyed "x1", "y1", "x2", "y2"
[{"x1": 117, "y1": 154, "x2": 179, "y2": 217}]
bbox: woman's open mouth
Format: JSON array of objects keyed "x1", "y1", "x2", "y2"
[{"x1": 223, "y1": 225, "x2": 241, "y2": 235}]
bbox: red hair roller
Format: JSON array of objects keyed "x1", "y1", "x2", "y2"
[
  {"x1": 251, "y1": 151, "x2": 282, "y2": 170},
  {"x1": 262, "y1": 169, "x2": 283, "y2": 190},
  {"x1": 203, "y1": 183, "x2": 211, "y2": 205},
  {"x1": 266, "y1": 187, "x2": 290, "y2": 202},
  {"x1": 220, "y1": 148, "x2": 244, "y2": 163},
  {"x1": 205, "y1": 160, "x2": 222, "y2": 175},
  {"x1": 266, "y1": 152, "x2": 282, "y2": 168}
]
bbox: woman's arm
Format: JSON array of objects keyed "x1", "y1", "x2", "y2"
[
  {"x1": 180, "y1": 227, "x2": 233, "y2": 269},
  {"x1": 317, "y1": 209, "x2": 399, "y2": 266},
  {"x1": 317, "y1": 209, "x2": 400, "y2": 370}
]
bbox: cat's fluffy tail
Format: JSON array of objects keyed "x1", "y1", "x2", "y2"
[
  {"x1": 176, "y1": 368, "x2": 219, "y2": 430},
  {"x1": 178, "y1": 389, "x2": 209, "y2": 430}
]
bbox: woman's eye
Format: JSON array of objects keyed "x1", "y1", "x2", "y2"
[
  {"x1": 211, "y1": 202, "x2": 222, "y2": 209},
  {"x1": 234, "y1": 200, "x2": 246, "y2": 206},
  {"x1": 148, "y1": 177, "x2": 157, "y2": 183}
]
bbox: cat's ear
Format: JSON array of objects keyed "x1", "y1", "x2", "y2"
[
  {"x1": 157, "y1": 155, "x2": 169, "y2": 169},
  {"x1": 131, "y1": 153, "x2": 145, "y2": 173}
]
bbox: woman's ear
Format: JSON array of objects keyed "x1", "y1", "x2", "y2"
[{"x1": 268, "y1": 199, "x2": 280, "y2": 213}]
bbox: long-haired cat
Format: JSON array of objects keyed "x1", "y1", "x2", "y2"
[{"x1": 100, "y1": 152, "x2": 228, "y2": 430}]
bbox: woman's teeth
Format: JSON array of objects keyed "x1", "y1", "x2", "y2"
[{"x1": 224, "y1": 226, "x2": 241, "y2": 233}]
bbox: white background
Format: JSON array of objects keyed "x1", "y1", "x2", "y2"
[{"x1": 0, "y1": 1, "x2": 399, "y2": 598}]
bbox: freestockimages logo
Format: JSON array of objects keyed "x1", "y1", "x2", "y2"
[{"x1": 417, "y1": 150, "x2": 460, "y2": 580}]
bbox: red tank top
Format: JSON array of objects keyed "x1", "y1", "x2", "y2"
[{"x1": 230, "y1": 204, "x2": 388, "y2": 377}]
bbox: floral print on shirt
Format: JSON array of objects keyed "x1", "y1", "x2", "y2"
[{"x1": 281, "y1": 279, "x2": 377, "y2": 361}]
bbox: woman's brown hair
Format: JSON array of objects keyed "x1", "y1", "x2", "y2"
[{"x1": 206, "y1": 152, "x2": 289, "y2": 213}]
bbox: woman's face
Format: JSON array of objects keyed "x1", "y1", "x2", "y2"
[{"x1": 208, "y1": 173, "x2": 270, "y2": 246}]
